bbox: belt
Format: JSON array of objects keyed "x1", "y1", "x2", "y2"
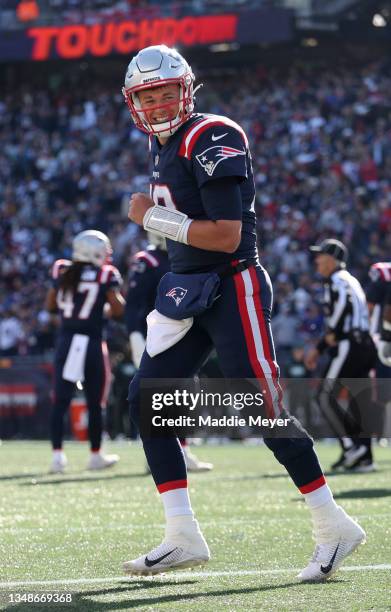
[{"x1": 218, "y1": 259, "x2": 255, "y2": 280}]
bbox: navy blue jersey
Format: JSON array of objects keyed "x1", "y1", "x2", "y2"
[
  {"x1": 52, "y1": 259, "x2": 122, "y2": 338},
  {"x1": 125, "y1": 247, "x2": 169, "y2": 336},
  {"x1": 367, "y1": 262, "x2": 391, "y2": 334},
  {"x1": 367, "y1": 262, "x2": 391, "y2": 304},
  {"x1": 149, "y1": 113, "x2": 257, "y2": 273}
]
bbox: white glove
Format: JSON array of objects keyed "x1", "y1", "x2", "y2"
[
  {"x1": 378, "y1": 340, "x2": 391, "y2": 367},
  {"x1": 129, "y1": 332, "x2": 145, "y2": 369}
]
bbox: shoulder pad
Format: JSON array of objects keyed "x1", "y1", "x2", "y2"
[
  {"x1": 133, "y1": 250, "x2": 159, "y2": 268},
  {"x1": 178, "y1": 114, "x2": 248, "y2": 160},
  {"x1": 52, "y1": 259, "x2": 71, "y2": 280},
  {"x1": 369, "y1": 262, "x2": 391, "y2": 282},
  {"x1": 99, "y1": 264, "x2": 122, "y2": 285}
]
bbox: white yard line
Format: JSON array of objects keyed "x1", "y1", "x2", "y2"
[{"x1": 1, "y1": 564, "x2": 391, "y2": 589}]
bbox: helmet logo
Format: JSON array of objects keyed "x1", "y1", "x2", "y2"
[
  {"x1": 142, "y1": 76, "x2": 161, "y2": 83},
  {"x1": 166, "y1": 287, "x2": 188, "y2": 306}
]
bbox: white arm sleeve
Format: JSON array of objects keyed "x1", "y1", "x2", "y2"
[
  {"x1": 143, "y1": 205, "x2": 192, "y2": 244},
  {"x1": 129, "y1": 331, "x2": 146, "y2": 369},
  {"x1": 378, "y1": 340, "x2": 391, "y2": 367}
]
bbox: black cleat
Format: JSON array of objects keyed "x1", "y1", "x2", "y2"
[
  {"x1": 330, "y1": 451, "x2": 347, "y2": 471},
  {"x1": 346, "y1": 449, "x2": 376, "y2": 473}
]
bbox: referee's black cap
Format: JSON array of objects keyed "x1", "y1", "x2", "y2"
[{"x1": 309, "y1": 239, "x2": 348, "y2": 264}]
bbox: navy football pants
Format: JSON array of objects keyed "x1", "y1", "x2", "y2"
[
  {"x1": 129, "y1": 265, "x2": 323, "y2": 490},
  {"x1": 51, "y1": 333, "x2": 111, "y2": 451}
]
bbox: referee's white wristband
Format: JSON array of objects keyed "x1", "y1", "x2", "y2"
[{"x1": 143, "y1": 205, "x2": 192, "y2": 245}]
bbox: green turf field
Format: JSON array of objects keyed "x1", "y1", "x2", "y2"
[{"x1": 0, "y1": 440, "x2": 390, "y2": 611}]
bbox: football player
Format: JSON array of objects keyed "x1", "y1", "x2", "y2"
[
  {"x1": 126, "y1": 235, "x2": 170, "y2": 370},
  {"x1": 122, "y1": 45, "x2": 365, "y2": 581},
  {"x1": 366, "y1": 262, "x2": 391, "y2": 434},
  {"x1": 367, "y1": 261, "x2": 391, "y2": 351},
  {"x1": 125, "y1": 233, "x2": 213, "y2": 472},
  {"x1": 378, "y1": 283, "x2": 391, "y2": 367},
  {"x1": 305, "y1": 239, "x2": 376, "y2": 472},
  {"x1": 46, "y1": 230, "x2": 125, "y2": 473}
]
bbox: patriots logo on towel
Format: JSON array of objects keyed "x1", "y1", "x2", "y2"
[
  {"x1": 166, "y1": 287, "x2": 188, "y2": 307},
  {"x1": 196, "y1": 145, "x2": 246, "y2": 176}
]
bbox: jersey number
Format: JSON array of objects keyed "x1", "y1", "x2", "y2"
[
  {"x1": 57, "y1": 282, "x2": 99, "y2": 319},
  {"x1": 151, "y1": 184, "x2": 177, "y2": 210}
]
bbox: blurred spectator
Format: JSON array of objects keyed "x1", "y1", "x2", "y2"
[
  {"x1": 286, "y1": 346, "x2": 315, "y2": 430},
  {"x1": 271, "y1": 302, "x2": 301, "y2": 374},
  {"x1": 0, "y1": 310, "x2": 25, "y2": 356},
  {"x1": 0, "y1": 54, "x2": 390, "y2": 359}
]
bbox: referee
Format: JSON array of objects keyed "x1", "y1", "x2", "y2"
[{"x1": 305, "y1": 239, "x2": 377, "y2": 472}]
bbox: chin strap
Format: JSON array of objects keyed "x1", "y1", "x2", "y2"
[{"x1": 193, "y1": 83, "x2": 203, "y2": 96}]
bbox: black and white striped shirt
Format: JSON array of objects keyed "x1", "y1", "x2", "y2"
[{"x1": 319, "y1": 269, "x2": 370, "y2": 349}]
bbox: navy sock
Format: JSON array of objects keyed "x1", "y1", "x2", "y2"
[
  {"x1": 143, "y1": 437, "x2": 186, "y2": 488},
  {"x1": 264, "y1": 437, "x2": 324, "y2": 489}
]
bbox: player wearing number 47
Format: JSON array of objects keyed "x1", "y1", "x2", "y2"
[{"x1": 45, "y1": 230, "x2": 125, "y2": 474}]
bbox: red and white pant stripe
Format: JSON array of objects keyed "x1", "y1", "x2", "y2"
[{"x1": 233, "y1": 267, "x2": 283, "y2": 418}]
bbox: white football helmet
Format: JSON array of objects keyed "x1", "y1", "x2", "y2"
[
  {"x1": 72, "y1": 230, "x2": 112, "y2": 267},
  {"x1": 122, "y1": 45, "x2": 196, "y2": 138}
]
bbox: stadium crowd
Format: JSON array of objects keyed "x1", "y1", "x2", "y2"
[
  {"x1": 1, "y1": 0, "x2": 260, "y2": 28},
  {"x1": 1, "y1": 55, "x2": 390, "y2": 368}
]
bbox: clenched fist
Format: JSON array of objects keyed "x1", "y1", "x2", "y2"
[{"x1": 128, "y1": 193, "x2": 154, "y2": 226}]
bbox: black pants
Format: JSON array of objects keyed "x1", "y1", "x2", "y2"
[
  {"x1": 317, "y1": 334, "x2": 377, "y2": 450},
  {"x1": 51, "y1": 333, "x2": 111, "y2": 451}
]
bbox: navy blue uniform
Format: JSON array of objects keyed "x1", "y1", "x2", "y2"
[
  {"x1": 385, "y1": 284, "x2": 391, "y2": 308},
  {"x1": 367, "y1": 262, "x2": 391, "y2": 334},
  {"x1": 366, "y1": 261, "x2": 391, "y2": 404},
  {"x1": 125, "y1": 247, "x2": 169, "y2": 337},
  {"x1": 51, "y1": 259, "x2": 122, "y2": 450},
  {"x1": 53, "y1": 259, "x2": 122, "y2": 337},
  {"x1": 150, "y1": 114, "x2": 257, "y2": 273},
  {"x1": 129, "y1": 114, "x2": 324, "y2": 493}
]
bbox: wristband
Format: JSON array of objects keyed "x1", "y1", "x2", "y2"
[{"x1": 143, "y1": 205, "x2": 192, "y2": 245}]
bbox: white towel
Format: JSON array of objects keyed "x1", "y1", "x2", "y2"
[
  {"x1": 146, "y1": 309, "x2": 193, "y2": 358},
  {"x1": 62, "y1": 334, "x2": 89, "y2": 382}
]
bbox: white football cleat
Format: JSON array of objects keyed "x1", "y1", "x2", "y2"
[
  {"x1": 183, "y1": 448, "x2": 213, "y2": 472},
  {"x1": 49, "y1": 452, "x2": 67, "y2": 474},
  {"x1": 349, "y1": 459, "x2": 377, "y2": 473},
  {"x1": 123, "y1": 519, "x2": 210, "y2": 576},
  {"x1": 297, "y1": 506, "x2": 366, "y2": 582},
  {"x1": 87, "y1": 452, "x2": 119, "y2": 470}
]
